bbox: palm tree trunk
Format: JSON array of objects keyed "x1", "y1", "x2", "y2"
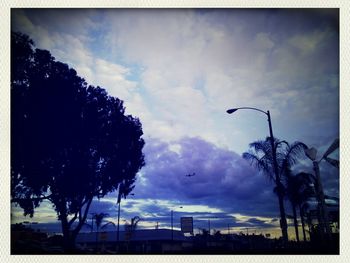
[
  {"x1": 299, "y1": 204, "x2": 307, "y2": 242},
  {"x1": 95, "y1": 226, "x2": 99, "y2": 251},
  {"x1": 117, "y1": 201, "x2": 121, "y2": 242},
  {"x1": 292, "y1": 203, "x2": 300, "y2": 242},
  {"x1": 276, "y1": 184, "x2": 289, "y2": 243}
]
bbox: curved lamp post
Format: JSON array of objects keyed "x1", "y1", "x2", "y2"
[
  {"x1": 304, "y1": 144, "x2": 337, "y2": 242},
  {"x1": 226, "y1": 107, "x2": 289, "y2": 243}
]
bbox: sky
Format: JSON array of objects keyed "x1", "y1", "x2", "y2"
[{"x1": 11, "y1": 8, "x2": 339, "y2": 238}]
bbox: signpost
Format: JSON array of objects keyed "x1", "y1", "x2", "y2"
[{"x1": 181, "y1": 217, "x2": 193, "y2": 234}]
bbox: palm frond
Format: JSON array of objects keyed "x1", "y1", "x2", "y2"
[
  {"x1": 243, "y1": 151, "x2": 275, "y2": 182},
  {"x1": 295, "y1": 172, "x2": 314, "y2": 184},
  {"x1": 101, "y1": 221, "x2": 115, "y2": 229},
  {"x1": 92, "y1": 212, "x2": 109, "y2": 228},
  {"x1": 248, "y1": 140, "x2": 266, "y2": 151},
  {"x1": 286, "y1": 142, "x2": 307, "y2": 164},
  {"x1": 285, "y1": 172, "x2": 316, "y2": 206},
  {"x1": 280, "y1": 142, "x2": 307, "y2": 176}
]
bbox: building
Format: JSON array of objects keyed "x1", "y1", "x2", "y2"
[{"x1": 75, "y1": 229, "x2": 189, "y2": 253}]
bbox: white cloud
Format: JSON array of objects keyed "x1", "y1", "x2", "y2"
[
  {"x1": 12, "y1": 10, "x2": 138, "y2": 105},
  {"x1": 11, "y1": 201, "x2": 58, "y2": 224},
  {"x1": 13, "y1": 9, "x2": 338, "y2": 153},
  {"x1": 254, "y1": 32, "x2": 275, "y2": 51}
]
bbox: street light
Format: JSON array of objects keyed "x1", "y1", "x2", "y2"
[
  {"x1": 304, "y1": 144, "x2": 337, "y2": 242},
  {"x1": 171, "y1": 206, "x2": 183, "y2": 241},
  {"x1": 226, "y1": 106, "x2": 289, "y2": 243}
]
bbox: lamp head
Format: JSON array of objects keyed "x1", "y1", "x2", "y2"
[
  {"x1": 226, "y1": 108, "x2": 238, "y2": 114},
  {"x1": 305, "y1": 147, "x2": 317, "y2": 161}
]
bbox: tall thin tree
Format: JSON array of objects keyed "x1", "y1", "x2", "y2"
[{"x1": 243, "y1": 137, "x2": 307, "y2": 241}]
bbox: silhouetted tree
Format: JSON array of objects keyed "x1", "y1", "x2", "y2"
[
  {"x1": 116, "y1": 179, "x2": 135, "y2": 242},
  {"x1": 294, "y1": 172, "x2": 315, "y2": 241},
  {"x1": 243, "y1": 137, "x2": 307, "y2": 241},
  {"x1": 87, "y1": 213, "x2": 115, "y2": 251},
  {"x1": 11, "y1": 32, "x2": 145, "y2": 251},
  {"x1": 283, "y1": 172, "x2": 314, "y2": 242},
  {"x1": 124, "y1": 216, "x2": 141, "y2": 241},
  {"x1": 125, "y1": 216, "x2": 141, "y2": 232},
  {"x1": 279, "y1": 141, "x2": 308, "y2": 242}
]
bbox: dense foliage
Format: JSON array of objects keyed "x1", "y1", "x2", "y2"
[{"x1": 11, "y1": 31, "x2": 145, "y2": 249}]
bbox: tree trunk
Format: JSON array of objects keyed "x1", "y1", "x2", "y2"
[
  {"x1": 58, "y1": 198, "x2": 92, "y2": 253},
  {"x1": 61, "y1": 219, "x2": 76, "y2": 252},
  {"x1": 95, "y1": 227, "x2": 99, "y2": 252},
  {"x1": 299, "y1": 204, "x2": 307, "y2": 242},
  {"x1": 292, "y1": 203, "x2": 300, "y2": 242},
  {"x1": 276, "y1": 185, "x2": 289, "y2": 243},
  {"x1": 313, "y1": 161, "x2": 332, "y2": 244}
]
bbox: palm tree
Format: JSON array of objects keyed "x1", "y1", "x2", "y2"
[
  {"x1": 89, "y1": 212, "x2": 115, "y2": 251},
  {"x1": 295, "y1": 173, "x2": 316, "y2": 242},
  {"x1": 117, "y1": 179, "x2": 135, "y2": 242},
  {"x1": 243, "y1": 137, "x2": 307, "y2": 241},
  {"x1": 278, "y1": 141, "x2": 308, "y2": 242},
  {"x1": 128, "y1": 216, "x2": 141, "y2": 233},
  {"x1": 284, "y1": 172, "x2": 315, "y2": 242},
  {"x1": 124, "y1": 216, "x2": 141, "y2": 242}
]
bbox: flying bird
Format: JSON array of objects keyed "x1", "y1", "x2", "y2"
[{"x1": 185, "y1": 172, "x2": 196, "y2": 177}]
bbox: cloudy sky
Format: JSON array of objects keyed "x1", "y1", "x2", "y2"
[{"x1": 11, "y1": 8, "x2": 339, "y2": 238}]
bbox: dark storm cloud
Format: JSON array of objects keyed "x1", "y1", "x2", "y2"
[
  {"x1": 78, "y1": 136, "x2": 281, "y2": 227},
  {"x1": 132, "y1": 137, "x2": 280, "y2": 217}
]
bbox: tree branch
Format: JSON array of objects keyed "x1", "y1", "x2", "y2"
[
  {"x1": 71, "y1": 196, "x2": 93, "y2": 237},
  {"x1": 82, "y1": 196, "x2": 93, "y2": 222},
  {"x1": 68, "y1": 211, "x2": 79, "y2": 227}
]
